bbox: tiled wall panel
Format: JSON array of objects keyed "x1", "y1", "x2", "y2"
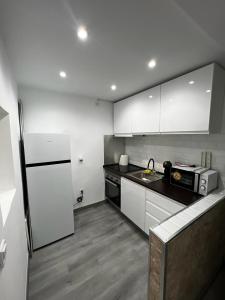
[{"x1": 126, "y1": 133, "x2": 225, "y2": 187}]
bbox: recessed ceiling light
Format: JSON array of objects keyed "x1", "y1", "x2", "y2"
[
  {"x1": 77, "y1": 26, "x2": 88, "y2": 41},
  {"x1": 59, "y1": 71, "x2": 67, "y2": 78},
  {"x1": 148, "y1": 95, "x2": 153, "y2": 98},
  {"x1": 206, "y1": 89, "x2": 211, "y2": 93},
  {"x1": 148, "y1": 59, "x2": 156, "y2": 69},
  {"x1": 111, "y1": 84, "x2": 117, "y2": 91},
  {"x1": 189, "y1": 80, "x2": 195, "y2": 85}
]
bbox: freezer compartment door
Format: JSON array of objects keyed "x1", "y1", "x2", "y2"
[
  {"x1": 27, "y1": 163, "x2": 74, "y2": 249},
  {"x1": 24, "y1": 133, "x2": 70, "y2": 164}
]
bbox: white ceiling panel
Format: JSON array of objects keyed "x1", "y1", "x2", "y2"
[{"x1": 0, "y1": 0, "x2": 224, "y2": 101}]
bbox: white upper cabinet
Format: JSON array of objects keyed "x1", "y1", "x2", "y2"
[
  {"x1": 114, "y1": 97, "x2": 134, "y2": 135},
  {"x1": 113, "y1": 63, "x2": 225, "y2": 135},
  {"x1": 132, "y1": 86, "x2": 161, "y2": 134},
  {"x1": 160, "y1": 64, "x2": 225, "y2": 133}
]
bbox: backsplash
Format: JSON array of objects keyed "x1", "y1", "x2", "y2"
[
  {"x1": 104, "y1": 135, "x2": 125, "y2": 164},
  {"x1": 125, "y1": 134, "x2": 225, "y2": 188}
]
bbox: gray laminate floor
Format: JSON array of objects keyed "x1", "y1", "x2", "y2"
[{"x1": 28, "y1": 202, "x2": 149, "y2": 300}]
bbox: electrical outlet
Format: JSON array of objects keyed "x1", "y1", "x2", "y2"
[
  {"x1": 76, "y1": 190, "x2": 84, "y2": 203},
  {"x1": 0, "y1": 239, "x2": 7, "y2": 268},
  {"x1": 77, "y1": 196, "x2": 83, "y2": 203}
]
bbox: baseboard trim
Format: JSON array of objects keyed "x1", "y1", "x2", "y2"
[
  {"x1": 74, "y1": 199, "x2": 106, "y2": 212},
  {"x1": 33, "y1": 232, "x2": 74, "y2": 252}
]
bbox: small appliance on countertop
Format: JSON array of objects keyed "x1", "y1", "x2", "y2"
[
  {"x1": 163, "y1": 161, "x2": 172, "y2": 181},
  {"x1": 119, "y1": 154, "x2": 129, "y2": 166},
  {"x1": 170, "y1": 165, "x2": 218, "y2": 196}
]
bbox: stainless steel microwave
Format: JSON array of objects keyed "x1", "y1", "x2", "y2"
[{"x1": 170, "y1": 166, "x2": 218, "y2": 195}]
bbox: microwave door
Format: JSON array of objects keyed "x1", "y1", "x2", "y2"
[{"x1": 170, "y1": 168, "x2": 199, "y2": 192}]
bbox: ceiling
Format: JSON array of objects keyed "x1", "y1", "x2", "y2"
[{"x1": 0, "y1": 0, "x2": 225, "y2": 101}]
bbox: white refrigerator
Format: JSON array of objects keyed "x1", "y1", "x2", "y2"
[{"x1": 24, "y1": 133, "x2": 75, "y2": 250}]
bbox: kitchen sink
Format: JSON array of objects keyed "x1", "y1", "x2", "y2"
[{"x1": 128, "y1": 170, "x2": 163, "y2": 183}]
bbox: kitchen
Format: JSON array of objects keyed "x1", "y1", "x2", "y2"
[{"x1": 0, "y1": 1, "x2": 225, "y2": 300}]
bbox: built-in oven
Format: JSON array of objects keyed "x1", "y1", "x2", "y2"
[{"x1": 105, "y1": 172, "x2": 121, "y2": 209}]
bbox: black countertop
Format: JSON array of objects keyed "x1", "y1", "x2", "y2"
[
  {"x1": 124, "y1": 173, "x2": 202, "y2": 206},
  {"x1": 104, "y1": 163, "x2": 202, "y2": 206},
  {"x1": 103, "y1": 163, "x2": 144, "y2": 176}
]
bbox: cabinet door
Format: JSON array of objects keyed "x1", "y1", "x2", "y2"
[
  {"x1": 114, "y1": 98, "x2": 134, "y2": 135},
  {"x1": 160, "y1": 64, "x2": 214, "y2": 133},
  {"x1": 121, "y1": 178, "x2": 145, "y2": 230},
  {"x1": 132, "y1": 86, "x2": 160, "y2": 134}
]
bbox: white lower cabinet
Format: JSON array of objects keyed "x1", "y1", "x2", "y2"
[
  {"x1": 145, "y1": 190, "x2": 185, "y2": 236},
  {"x1": 121, "y1": 178, "x2": 186, "y2": 235},
  {"x1": 144, "y1": 212, "x2": 160, "y2": 235},
  {"x1": 146, "y1": 200, "x2": 171, "y2": 222},
  {"x1": 146, "y1": 190, "x2": 185, "y2": 214},
  {"x1": 121, "y1": 178, "x2": 145, "y2": 230}
]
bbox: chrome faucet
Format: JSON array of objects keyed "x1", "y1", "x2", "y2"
[{"x1": 147, "y1": 158, "x2": 155, "y2": 171}]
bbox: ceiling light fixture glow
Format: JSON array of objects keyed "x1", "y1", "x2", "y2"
[
  {"x1": 77, "y1": 26, "x2": 88, "y2": 41},
  {"x1": 148, "y1": 59, "x2": 156, "y2": 69},
  {"x1": 189, "y1": 80, "x2": 195, "y2": 85},
  {"x1": 111, "y1": 84, "x2": 117, "y2": 91},
  {"x1": 59, "y1": 71, "x2": 67, "y2": 78},
  {"x1": 148, "y1": 95, "x2": 153, "y2": 98},
  {"x1": 206, "y1": 89, "x2": 211, "y2": 93}
]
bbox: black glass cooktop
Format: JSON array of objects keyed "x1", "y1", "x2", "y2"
[{"x1": 103, "y1": 164, "x2": 143, "y2": 176}]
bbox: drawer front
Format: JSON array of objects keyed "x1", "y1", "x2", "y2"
[
  {"x1": 146, "y1": 189, "x2": 185, "y2": 214},
  {"x1": 144, "y1": 212, "x2": 160, "y2": 235},
  {"x1": 146, "y1": 200, "x2": 171, "y2": 222}
]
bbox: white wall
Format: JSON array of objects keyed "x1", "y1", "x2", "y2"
[
  {"x1": 19, "y1": 86, "x2": 113, "y2": 208},
  {"x1": 0, "y1": 113, "x2": 15, "y2": 191},
  {"x1": 0, "y1": 38, "x2": 28, "y2": 300}
]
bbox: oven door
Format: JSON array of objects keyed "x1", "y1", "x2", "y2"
[
  {"x1": 170, "y1": 168, "x2": 199, "y2": 192},
  {"x1": 105, "y1": 178, "x2": 121, "y2": 208}
]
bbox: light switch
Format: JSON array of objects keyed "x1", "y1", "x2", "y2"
[{"x1": 0, "y1": 239, "x2": 7, "y2": 268}]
